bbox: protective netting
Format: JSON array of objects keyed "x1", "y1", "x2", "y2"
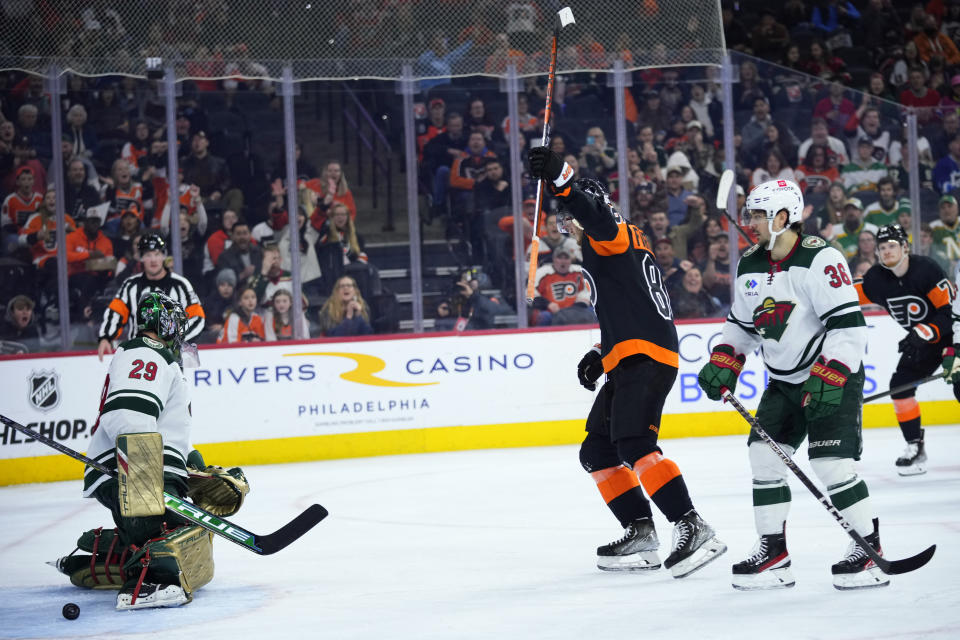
[{"x1": 0, "y1": 0, "x2": 725, "y2": 80}]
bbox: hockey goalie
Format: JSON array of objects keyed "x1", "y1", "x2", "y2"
[{"x1": 49, "y1": 293, "x2": 250, "y2": 610}]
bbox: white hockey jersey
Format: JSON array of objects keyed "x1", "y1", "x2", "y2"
[
  {"x1": 83, "y1": 336, "x2": 193, "y2": 497},
  {"x1": 953, "y1": 262, "x2": 960, "y2": 341},
  {"x1": 722, "y1": 235, "x2": 867, "y2": 384}
]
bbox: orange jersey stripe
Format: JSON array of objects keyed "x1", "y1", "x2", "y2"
[
  {"x1": 892, "y1": 397, "x2": 921, "y2": 422},
  {"x1": 591, "y1": 466, "x2": 641, "y2": 504},
  {"x1": 854, "y1": 281, "x2": 872, "y2": 306},
  {"x1": 926, "y1": 282, "x2": 952, "y2": 308},
  {"x1": 602, "y1": 338, "x2": 679, "y2": 372},
  {"x1": 587, "y1": 222, "x2": 630, "y2": 256}
]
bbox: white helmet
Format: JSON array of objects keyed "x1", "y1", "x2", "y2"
[{"x1": 745, "y1": 179, "x2": 804, "y2": 250}]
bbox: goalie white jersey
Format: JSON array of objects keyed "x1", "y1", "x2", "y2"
[
  {"x1": 83, "y1": 336, "x2": 194, "y2": 497},
  {"x1": 722, "y1": 236, "x2": 867, "y2": 384}
]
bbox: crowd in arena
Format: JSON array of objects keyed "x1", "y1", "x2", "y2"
[{"x1": 2, "y1": 0, "x2": 960, "y2": 352}]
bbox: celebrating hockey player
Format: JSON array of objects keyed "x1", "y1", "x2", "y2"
[
  {"x1": 51, "y1": 292, "x2": 249, "y2": 609},
  {"x1": 98, "y1": 233, "x2": 205, "y2": 361},
  {"x1": 698, "y1": 179, "x2": 887, "y2": 591},
  {"x1": 528, "y1": 145, "x2": 726, "y2": 579},
  {"x1": 855, "y1": 223, "x2": 957, "y2": 475}
]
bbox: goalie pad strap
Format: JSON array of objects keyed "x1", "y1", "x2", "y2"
[{"x1": 117, "y1": 433, "x2": 165, "y2": 517}]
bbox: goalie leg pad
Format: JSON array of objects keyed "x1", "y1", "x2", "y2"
[
  {"x1": 124, "y1": 524, "x2": 216, "y2": 596},
  {"x1": 117, "y1": 433, "x2": 165, "y2": 517},
  {"x1": 50, "y1": 527, "x2": 131, "y2": 589}
]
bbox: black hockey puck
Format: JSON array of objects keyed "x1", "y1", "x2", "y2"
[{"x1": 62, "y1": 603, "x2": 80, "y2": 620}]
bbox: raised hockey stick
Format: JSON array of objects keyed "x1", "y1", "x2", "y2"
[
  {"x1": 526, "y1": 6, "x2": 575, "y2": 304},
  {"x1": 863, "y1": 374, "x2": 942, "y2": 403},
  {"x1": 719, "y1": 391, "x2": 936, "y2": 575},
  {"x1": 714, "y1": 169, "x2": 754, "y2": 245},
  {"x1": 0, "y1": 414, "x2": 327, "y2": 555}
]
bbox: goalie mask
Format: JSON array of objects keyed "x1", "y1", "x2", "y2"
[
  {"x1": 744, "y1": 179, "x2": 804, "y2": 250},
  {"x1": 136, "y1": 292, "x2": 186, "y2": 358},
  {"x1": 876, "y1": 223, "x2": 909, "y2": 271}
]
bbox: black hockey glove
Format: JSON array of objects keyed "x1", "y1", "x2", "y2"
[
  {"x1": 898, "y1": 323, "x2": 937, "y2": 363},
  {"x1": 577, "y1": 345, "x2": 604, "y2": 391},
  {"x1": 528, "y1": 146, "x2": 573, "y2": 193}
]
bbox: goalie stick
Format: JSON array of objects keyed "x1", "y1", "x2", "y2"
[
  {"x1": 525, "y1": 6, "x2": 575, "y2": 303},
  {"x1": 715, "y1": 169, "x2": 754, "y2": 245},
  {"x1": 863, "y1": 373, "x2": 942, "y2": 403},
  {"x1": 0, "y1": 413, "x2": 327, "y2": 555},
  {"x1": 719, "y1": 391, "x2": 936, "y2": 575}
]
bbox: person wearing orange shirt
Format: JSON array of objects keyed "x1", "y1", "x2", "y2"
[
  {"x1": 217, "y1": 285, "x2": 265, "y2": 343},
  {"x1": 66, "y1": 212, "x2": 114, "y2": 314},
  {"x1": 19, "y1": 187, "x2": 77, "y2": 270},
  {"x1": 2, "y1": 166, "x2": 42, "y2": 231},
  {"x1": 307, "y1": 160, "x2": 357, "y2": 230}
]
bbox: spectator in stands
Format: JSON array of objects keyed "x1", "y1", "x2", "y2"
[
  {"x1": 803, "y1": 41, "x2": 848, "y2": 81},
  {"x1": 61, "y1": 134, "x2": 100, "y2": 192},
  {"x1": 66, "y1": 212, "x2": 114, "y2": 312},
  {"x1": 473, "y1": 157, "x2": 511, "y2": 213},
  {"x1": 279, "y1": 207, "x2": 324, "y2": 296},
  {"x1": 552, "y1": 289, "x2": 597, "y2": 326},
  {"x1": 842, "y1": 138, "x2": 888, "y2": 192},
  {"x1": 659, "y1": 70, "x2": 686, "y2": 114},
  {"x1": 864, "y1": 176, "x2": 910, "y2": 227},
  {"x1": 861, "y1": 0, "x2": 903, "y2": 54},
  {"x1": 155, "y1": 184, "x2": 207, "y2": 238},
  {"x1": 848, "y1": 106, "x2": 895, "y2": 164},
  {"x1": 178, "y1": 215, "x2": 206, "y2": 286},
  {"x1": 670, "y1": 266, "x2": 721, "y2": 319},
  {"x1": 432, "y1": 298, "x2": 457, "y2": 331},
  {"x1": 319, "y1": 202, "x2": 368, "y2": 266},
  {"x1": 63, "y1": 159, "x2": 101, "y2": 220},
  {"x1": 530, "y1": 245, "x2": 586, "y2": 326},
  {"x1": 637, "y1": 90, "x2": 672, "y2": 139},
  {"x1": 313, "y1": 159, "x2": 357, "y2": 223},
  {"x1": 813, "y1": 81, "x2": 857, "y2": 138},
  {"x1": 892, "y1": 133, "x2": 935, "y2": 193},
  {"x1": 217, "y1": 284, "x2": 265, "y2": 343},
  {"x1": 917, "y1": 222, "x2": 954, "y2": 272},
  {"x1": 465, "y1": 98, "x2": 496, "y2": 142},
  {"x1": 109, "y1": 207, "x2": 142, "y2": 265},
  {"x1": 264, "y1": 288, "x2": 310, "y2": 341},
  {"x1": 181, "y1": 130, "x2": 244, "y2": 213},
  {"x1": 930, "y1": 194, "x2": 960, "y2": 260},
  {"x1": 88, "y1": 83, "x2": 128, "y2": 144},
  {"x1": 252, "y1": 184, "x2": 289, "y2": 244},
  {"x1": 812, "y1": 2, "x2": 860, "y2": 43},
  {"x1": 63, "y1": 104, "x2": 98, "y2": 161},
  {"x1": 2, "y1": 166, "x2": 42, "y2": 233},
  {"x1": 914, "y1": 13, "x2": 960, "y2": 66},
  {"x1": 701, "y1": 232, "x2": 732, "y2": 307},
  {"x1": 644, "y1": 199, "x2": 705, "y2": 261},
  {"x1": 834, "y1": 198, "x2": 878, "y2": 259},
  {"x1": 500, "y1": 93, "x2": 538, "y2": 144},
  {"x1": 653, "y1": 235, "x2": 691, "y2": 292},
  {"x1": 103, "y1": 158, "x2": 143, "y2": 220},
  {"x1": 865, "y1": 72, "x2": 898, "y2": 108},
  {"x1": 933, "y1": 132, "x2": 960, "y2": 194},
  {"x1": 900, "y1": 66, "x2": 941, "y2": 124},
  {"x1": 216, "y1": 217, "x2": 261, "y2": 286},
  {"x1": 449, "y1": 131, "x2": 497, "y2": 218},
  {"x1": 798, "y1": 117, "x2": 849, "y2": 166},
  {"x1": 750, "y1": 10, "x2": 790, "y2": 58},
  {"x1": 2, "y1": 135, "x2": 46, "y2": 199},
  {"x1": 741, "y1": 96, "x2": 778, "y2": 165},
  {"x1": 664, "y1": 166, "x2": 696, "y2": 227},
  {"x1": 484, "y1": 32, "x2": 526, "y2": 74},
  {"x1": 733, "y1": 60, "x2": 769, "y2": 117},
  {"x1": 933, "y1": 109, "x2": 960, "y2": 161},
  {"x1": 445, "y1": 268, "x2": 509, "y2": 330},
  {"x1": 416, "y1": 97, "x2": 447, "y2": 158},
  {"x1": 848, "y1": 229, "x2": 878, "y2": 270},
  {"x1": 18, "y1": 187, "x2": 74, "y2": 277},
  {"x1": 688, "y1": 83, "x2": 715, "y2": 139},
  {"x1": 795, "y1": 143, "x2": 840, "y2": 194},
  {"x1": 121, "y1": 121, "x2": 151, "y2": 178},
  {"x1": 752, "y1": 149, "x2": 796, "y2": 189},
  {"x1": 318, "y1": 275, "x2": 373, "y2": 337},
  {"x1": 204, "y1": 208, "x2": 238, "y2": 276},
  {"x1": 578, "y1": 127, "x2": 616, "y2": 182},
  {"x1": 425, "y1": 112, "x2": 469, "y2": 217},
  {"x1": 202, "y1": 268, "x2": 237, "y2": 343},
  {"x1": 16, "y1": 104, "x2": 51, "y2": 162},
  {"x1": 0, "y1": 294, "x2": 42, "y2": 352}
]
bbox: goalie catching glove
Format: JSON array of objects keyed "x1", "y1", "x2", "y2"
[
  {"x1": 801, "y1": 356, "x2": 851, "y2": 420},
  {"x1": 187, "y1": 465, "x2": 250, "y2": 516},
  {"x1": 697, "y1": 344, "x2": 745, "y2": 401},
  {"x1": 528, "y1": 147, "x2": 574, "y2": 195},
  {"x1": 577, "y1": 345, "x2": 604, "y2": 391}
]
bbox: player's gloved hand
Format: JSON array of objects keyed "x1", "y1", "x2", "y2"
[
  {"x1": 697, "y1": 344, "x2": 745, "y2": 401},
  {"x1": 577, "y1": 345, "x2": 604, "y2": 391},
  {"x1": 801, "y1": 356, "x2": 851, "y2": 420},
  {"x1": 898, "y1": 323, "x2": 938, "y2": 363},
  {"x1": 942, "y1": 345, "x2": 960, "y2": 384},
  {"x1": 528, "y1": 146, "x2": 573, "y2": 193}
]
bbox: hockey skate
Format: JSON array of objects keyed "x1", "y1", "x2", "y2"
[
  {"x1": 831, "y1": 518, "x2": 890, "y2": 590},
  {"x1": 895, "y1": 430, "x2": 926, "y2": 476},
  {"x1": 597, "y1": 518, "x2": 661, "y2": 571},
  {"x1": 731, "y1": 531, "x2": 795, "y2": 590},
  {"x1": 663, "y1": 510, "x2": 727, "y2": 579},
  {"x1": 116, "y1": 582, "x2": 190, "y2": 610}
]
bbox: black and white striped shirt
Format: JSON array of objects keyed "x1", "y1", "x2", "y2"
[{"x1": 98, "y1": 270, "x2": 206, "y2": 343}]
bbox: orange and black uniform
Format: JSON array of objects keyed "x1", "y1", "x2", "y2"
[
  {"x1": 855, "y1": 255, "x2": 954, "y2": 441},
  {"x1": 559, "y1": 183, "x2": 693, "y2": 526}
]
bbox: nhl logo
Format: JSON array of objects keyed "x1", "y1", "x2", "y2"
[{"x1": 28, "y1": 370, "x2": 61, "y2": 412}]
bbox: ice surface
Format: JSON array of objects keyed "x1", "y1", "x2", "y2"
[{"x1": 2, "y1": 425, "x2": 958, "y2": 639}]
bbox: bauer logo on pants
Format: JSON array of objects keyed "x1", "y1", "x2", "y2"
[{"x1": 28, "y1": 370, "x2": 61, "y2": 412}]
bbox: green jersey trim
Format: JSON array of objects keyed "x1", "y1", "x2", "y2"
[
  {"x1": 819, "y1": 300, "x2": 861, "y2": 321},
  {"x1": 106, "y1": 388, "x2": 165, "y2": 412},
  {"x1": 825, "y1": 311, "x2": 867, "y2": 331},
  {"x1": 101, "y1": 396, "x2": 161, "y2": 419}
]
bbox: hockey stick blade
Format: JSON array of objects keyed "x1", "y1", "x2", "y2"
[
  {"x1": 0, "y1": 413, "x2": 328, "y2": 555},
  {"x1": 719, "y1": 392, "x2": 936, "y2": 576},
  {"x1": 715, "y1": 169, "x2": 735, "y2": 210}
]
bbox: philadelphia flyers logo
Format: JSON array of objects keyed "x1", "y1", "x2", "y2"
[{"x1": 886, "y1": 295, "x2": 928, "y2": 328}]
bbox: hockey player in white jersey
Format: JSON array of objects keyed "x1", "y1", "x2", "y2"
[
  {"x1": 944, "y1": 261, "x2": 960, "y2": 395},
  {"x1": 51, "y1": 292, "x2": 249, "y2": 610},
  {"x1": 697, "y1": 179, "x2": 888, "y2": 591}
]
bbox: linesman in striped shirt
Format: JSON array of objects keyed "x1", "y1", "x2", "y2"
[{"x1": 98, "y1": 233, "x2": 205, "y2": 361}]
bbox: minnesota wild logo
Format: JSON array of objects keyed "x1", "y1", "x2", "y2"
[{"x1": 752, "y1": 297, "x2": 796, "y2": 341}]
